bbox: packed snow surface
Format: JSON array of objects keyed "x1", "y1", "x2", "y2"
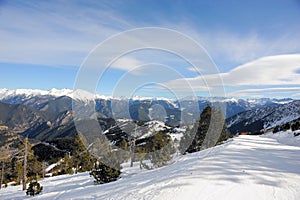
[{"x1": 1, "y1": 133, "x2": 300, "y2": 199}]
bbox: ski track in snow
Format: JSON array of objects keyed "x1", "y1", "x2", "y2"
[{"x1": 1, "y1": 134, "x2": 300, "y2": 200}]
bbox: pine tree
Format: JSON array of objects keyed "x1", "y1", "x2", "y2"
[
  {"x1": 147, "y1": 131, "x2": 175, "y2": 168},
  {"x1": 89, "y1": 134, "x2": 122, "y2": 184},
  {"x1": 182, "y1": 106, "x2": 211, "y2": 153},
  {"x1": 54, "y1": 133, "x2": 95, "y2": 175},
  {"x1": 89, "y1": 150, "x2": 122, "y2": 184},
  {"x1": 117, "y1": 138, "x2": 130, "y2": 164},
  {"x1": 178, "y1": 126, "x2": 195, "y2": 154},
  {"x1": 201, "y1": 106, "x2": 227, "y2": 149},
  {"x1": 15, "y1": 161, "x2": 23, "y2": 185},
  {"x1": 59, "y1": 153, "x2": 74, "y2": 175},
  {"x1": 180, "y1": 106, "x2": 227, "y2": 154},
  {"x1": 90, "y1": 136, "x2": 111, "y2": 161},
  {"x1": 72, "y1": 133, "x2": 94, "y2": 173},
  {"x1": 292, "y1": 121, "x2": 300, "y2": 131},
  {"x1": 90, "y1": 160, "x2": 121, "y2": 185},
  {"x1": 26, "y1": 179, "x2": 43, "y2": 196}
]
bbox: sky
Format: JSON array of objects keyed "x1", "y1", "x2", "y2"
[{"x1": 0, "y1": 0, "x2": 300, "y2": 99}]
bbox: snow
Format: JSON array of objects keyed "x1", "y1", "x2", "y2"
[
  {"x1": 0, "y1": 88, "x2": 178, "y2": 105},
  {"x1": 222, "y1": 97, "x2": 238, "y2": 103},
  {"x1": 45, "y1": 163, "x2": 57, "y2": 173},
  {"x1": 1, "y1": 134, "x2": 300, "y2": 199},
  {"x1": 263, "y1": 130, "x2": 300, "y2": 147},
  {"x1": 71, "y1": 89, "x2": 95, "y2": 102},
  {"x1": 48, "y1": 88, "x2": 73, "y2": 97},
  {"x1": 0, "y1": 88, "x2": 73, "y2": 99}
]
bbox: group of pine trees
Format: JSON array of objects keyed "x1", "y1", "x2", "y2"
[
  {"x1": 52, "y1": 133, "x2": 94, "y2": 175},
  {"x1": 0, "y1": 136, "x2": 42, "y2": 190},
  {"x1": 272, "y1": 120, "x2": 300, "y2": 135},
  {"x1": 0, "y1": 133, "x2": 96, "y2": 190}
]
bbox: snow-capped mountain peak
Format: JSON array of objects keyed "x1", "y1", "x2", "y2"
[
  {"x1": 0, "y1": 88, "x2": 73, "y2": 100},
  {"x1": 48, "y1": 88, "x2": 73, "y2": 97}
]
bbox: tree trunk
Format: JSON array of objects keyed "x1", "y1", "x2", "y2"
[
  {"x1": 22, "y1": 137, "x2": 28, "y2": 191},
  {"x1": 130, "y1": 125, "x2": 137, "y2": 167},
  {"x1": 130, "y1": 138, "x2": 136, "y2": 167},
  {"x1": 42, "y1": 161, "x2": 45, "y2": 178},
  {"x1": 0, "y1": 161, "x2": 4, "y2": 189}
]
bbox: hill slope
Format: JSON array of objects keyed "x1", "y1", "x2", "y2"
[
  {"x1": 1, "y1": 134, "x2": 300, "y2": 199},
  {"x1": 226, "y1": 100, "x2": 300, "y2": 133},
  {"x1": 0, "y1": 102, "x2": 46, "y2": 133}
]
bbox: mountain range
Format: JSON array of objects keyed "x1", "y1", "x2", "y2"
[
  {"x1": 0, "y1": 88, "x2": 293, "y2": 118},
  {"x1": 0, "y1": 88, "x2": 299, "y2": 143},
  {"x1": 226, "y1": 100, "x2": 300, "y2": 134}
]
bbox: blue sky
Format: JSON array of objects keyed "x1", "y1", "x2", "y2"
[{"x1": 1, "y1": 0, "x2": 300, "y2": 99}]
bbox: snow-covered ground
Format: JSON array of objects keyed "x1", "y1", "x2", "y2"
[
  {"x1": 1, "y1": 133, "x2": 300, "y2": 200},
  {"x1": 262, "y1": 130, "x2": 300, "y2": 147}
]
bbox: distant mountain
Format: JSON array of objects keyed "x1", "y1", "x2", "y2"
[
  {"x1": 226, "y1": 100, "x2": 300, "y2": 134},
  {"x1": 0, "y1": 126, "x2": 20, "y2": 147},
  {"x1": 21, "y1": 110, "x2": 116, "y2": 142},
  {"x1": 0, "y1": 88, "x2": 294, "y2": 122},
  {"x1": 0, "y1": 101, "x2": 46, "y2": 133}
]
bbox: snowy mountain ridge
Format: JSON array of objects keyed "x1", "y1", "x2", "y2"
[
  {"x1": 0, "y1": 88, "x2": 179, "y2": 102},
  {"x1": 226, "y1": 100, "x2": 300, "y2": 133},
  {"x1": 0, "y1": 88, "x2": 294, "y2": 105},
  {"x1": 0, "y1": 88, "x2": 73, "y2": 98}
]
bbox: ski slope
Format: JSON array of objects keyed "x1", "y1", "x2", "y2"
[{"x1": 1, "y1": 133, "x2": 300, "y2": 200}]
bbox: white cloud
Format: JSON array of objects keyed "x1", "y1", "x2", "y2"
[
  {"x1": 164, "y1": 54, "x2": 300, "y2": 95},
  {"x1": 111, "y1": 56, "x2": 142, "y2": 72},
  {"x1": 228, "y1": 87, "x2": 300, "y2": 97},
  {"x1": 187, "y1": 67, "x2": 204, "y2": 73},
  {"x1": 220, "y1": 54, "x2": 300, "y2": 86}
]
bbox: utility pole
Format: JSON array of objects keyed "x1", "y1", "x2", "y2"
[{"x1": 22, "y1": 137, "x2": 28, "y2": 191}]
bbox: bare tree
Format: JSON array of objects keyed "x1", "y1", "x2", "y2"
[
  {"x1": 0, "y1": 145, "x2": 10, "y2": 189},
  {"x1": 22, "y1": 137, "x2": 28, "y2": 191}
]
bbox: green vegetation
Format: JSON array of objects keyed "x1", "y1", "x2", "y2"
[
  {"x1": 90, "y1": 160, "x2": 121, "y2": 185},
  {"x1": 26, "y1": 180, "x2": 43, "y2": 196}
]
